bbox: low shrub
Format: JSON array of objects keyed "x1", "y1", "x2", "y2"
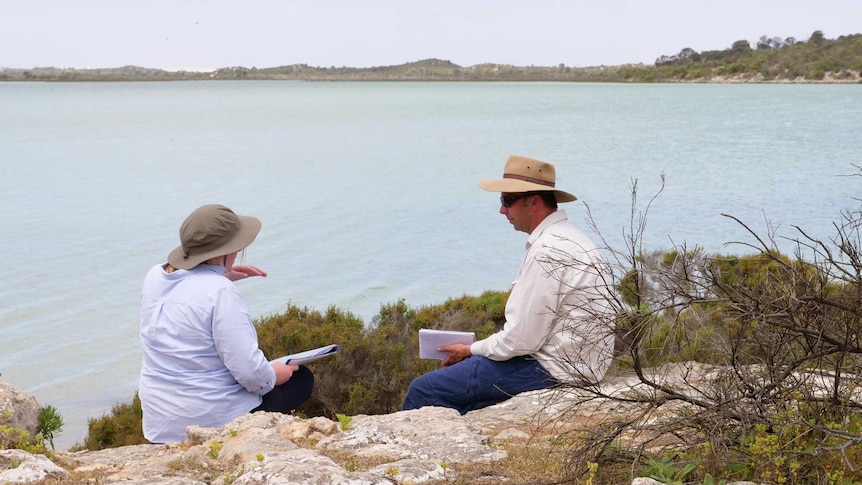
[
  {"x1": 255, "y1": 292, "x2": 508, "y2": 418},
  {"x1": 38, "y1": 404, "x2": 64, "y2": 450},
  {"x1": 74, "y1": 393, "x2": 148, "y2": 451}
]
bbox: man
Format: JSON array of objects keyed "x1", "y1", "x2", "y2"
[{"x1": 402, "y1": 155, "x2": 616, "y2": 414}]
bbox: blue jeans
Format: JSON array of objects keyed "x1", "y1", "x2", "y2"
[{"x1": 402, "y1": 355, "x2": 557, "y2": 414}]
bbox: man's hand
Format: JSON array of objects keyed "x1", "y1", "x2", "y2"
[
  {"x1": 439, "y1": 343, "x2": 472, "y2": 367},
  {"x1": 226, "y1": 264, "x2": 267, "y2": 281}
]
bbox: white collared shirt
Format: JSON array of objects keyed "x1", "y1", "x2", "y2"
[
  {"x1": 138, "y1": 263, "x2": 275, "y2": 443},
  {"x1": 470, "y1": 210, "x2": 616, "y2": 383}
]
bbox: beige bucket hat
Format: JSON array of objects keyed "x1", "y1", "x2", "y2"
[
  {"x1": 478, "y1": 155, "x2": 576, "y2": 202},
  {"x1": 167, "y1": 204, "x2": 262, "y2": 270}
]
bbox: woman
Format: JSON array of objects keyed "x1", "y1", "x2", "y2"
[{"x1": 138, "y1": 204, "x2": 313, "y2": 443}]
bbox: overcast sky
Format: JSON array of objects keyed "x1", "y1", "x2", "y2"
[{"x1": 2, "y1": 0, "x2": 859, "y2": 70}]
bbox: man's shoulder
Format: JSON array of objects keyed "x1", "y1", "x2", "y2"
[{"x1": 539, "y1": 218, "x2": 595, "y2": 246}]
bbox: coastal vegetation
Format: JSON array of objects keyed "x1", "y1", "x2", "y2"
[
  {"x1": 0, "y1": 404, "x2": 64, "y2": 455},
  {"x1": 3, "y1": 30, "x2": 861, "y2": 482},
  {"x1": 1, "y1": 30, "x2": 859, "y2": 83},
  {"x1": 59, "y1": 167, "x2": 862, "y2": 483}
]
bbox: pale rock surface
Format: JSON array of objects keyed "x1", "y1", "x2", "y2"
[
  {"x1": 493, "y1": 428, "x2": 531, "y2": 442},
  {"x1": 317, "y1": 407, "x2": 507, "y2": 463},
  {"x1": 49, "y1": 405, "x2": 515, "y2": 484},
  {"x1": 223, "y1": 448, "x2": 392, "y2": 485},
  {"x1": 0, "y1": 449, "x2": 68, "y2": 483},
  {"x1": 0, "y1": 372, "x2": 661, "y2": 484},
  {"x1": 86, "y1": 478, "x2": 206, "y2": 485},
  {"x1": 1, "y1": 364, "x2": 739, "y2": 484},
  {"x1": 0, "y1": 379, "x2": 41, "y2": 439},
  {"x1": 367, "y1": 458, "x2": 455, "y2": 483},
  {"x1": 631, "y1": 479, "x2": 663, "y2": 485}
]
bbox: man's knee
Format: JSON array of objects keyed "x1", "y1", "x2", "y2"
[{"x1": 402, "y1": 374, "x2": 433, "y2": 410}]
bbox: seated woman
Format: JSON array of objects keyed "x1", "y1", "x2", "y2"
[{"x1": 138, "y1": 204, "x2": 313, "y2": 443}]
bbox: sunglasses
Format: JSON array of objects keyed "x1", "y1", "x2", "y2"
[{"x1": 500, "y1": 194, "x2": 531, "y2": 208}]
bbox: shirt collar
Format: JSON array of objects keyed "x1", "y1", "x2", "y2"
[
  {"x1": 526, "y1": 210, "x2": 568, "y2": 249},
  {"x1": 195, "y1": 263, "x2": 226, "y2": 275}
]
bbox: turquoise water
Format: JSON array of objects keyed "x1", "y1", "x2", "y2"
[{"x1": 1, "y1": 81, "x2": 859, "y2": 448}]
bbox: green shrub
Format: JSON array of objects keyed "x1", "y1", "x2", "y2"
[
  {"x1": 0, "y1": 408, "x2": 47, "y2": 454},
  {"x1": 808, "y1": 68, "x2": 826, "y2": 79},
  {"x1": 741, "y1": 403, "x2": 862, "y2": 484},
  {"x1": 594, "y1": 227, "x2": 862, "y2": 484},
  {"x1": 255, "y1": 293, "x2": 508, "y2": 418},
  {"x1": 0, "y1": 424, "x2": 46, "y2": 454},
  {"x1": 76, "y1": 393, "x2": 148, "y2": 451},
  {"x1": 639, "y1": 456, "x2": 698, "y2": 484},
  {"x1": 335, "y1": 413, "x2": 352, "y2": 430},
  {"x1": 38, "y1": 405, "x2": 64, "y2": 450}
]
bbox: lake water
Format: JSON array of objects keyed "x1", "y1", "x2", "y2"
[{"x1": 1, "y1": 81, "x2": 859, "y2": 449}]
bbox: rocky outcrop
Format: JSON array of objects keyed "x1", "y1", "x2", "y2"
[
  {"x1": 0, "y1": 449, "x2": 69, "y2": 483},
  {"x1": 1, "y1": 364, "x2": 785, "y2": 483},
  {"x1": 0, "y1": 379, "x2": 41, "y2": 439},
  {"x1": 51, "y1": 406, "x2": 519, "y2": 484},
  {"x1": 0, "y1": 369, "x2": 642, "y2": 484},
  {"x1": 0, "y1": 367, "x2": 699, "y2": 484},
  {"x1": 0, "y1": 375, "x2": 549, "y2": 484}
]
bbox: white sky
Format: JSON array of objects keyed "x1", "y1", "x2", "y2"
[{"x1": 2, "y1": 0, "x2": 860, "y2": 70}]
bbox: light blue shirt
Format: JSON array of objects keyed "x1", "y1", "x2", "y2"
[{"x1": 138, "y1": 263, "x2": 275, "y2": 443}]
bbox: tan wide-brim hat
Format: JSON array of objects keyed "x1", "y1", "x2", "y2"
[
  {"x1": 478, "y1": 155, "x2": 577, "y2": 202},
  {"x1": 167, "y1": 204, "x2": 262, "y2": 270}
]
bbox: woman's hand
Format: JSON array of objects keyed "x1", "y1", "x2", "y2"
[
  {"x1": 271, "y1": 362, "x2": 300, "y2": 385},
  {"x1": 226, "y1": 264, "x2": 267, "y2": 281}
]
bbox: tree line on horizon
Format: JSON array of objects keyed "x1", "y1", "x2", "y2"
[
  {"x1": 638, "y1": 30, "x2": 862, "y2": 82},
  {"x1": 1, "y1": 30, "x2": 860, "y2": 83}
]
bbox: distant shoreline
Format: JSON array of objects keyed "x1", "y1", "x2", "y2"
[
  {"x1": 2, "y1": 57, "x2": 860, "y2": 84},
  {"x1": 6, "y1": 32, "x2": 862, "y2": 83},
  {"x1": 2, "y1": 72, "x2": 860, "y2": 84}
]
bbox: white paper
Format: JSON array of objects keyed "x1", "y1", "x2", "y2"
[
  {"x1": 418, "y1": 329, "x2": 476, "y2": 360},
  {"x1": 271, "y1": 344, "x2": 339, "y2": 365}
]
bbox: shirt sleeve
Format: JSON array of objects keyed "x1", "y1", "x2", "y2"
[
  {"x1": 471, "y1": 246, "x2": 563, "y2": 360},
  {"x1": 211, "y1": 285, "x2": 276, "y2": 395}
]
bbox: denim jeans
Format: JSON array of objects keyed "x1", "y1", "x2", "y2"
[{"x1": 401, "y1": 355, "x2": 557, "y2": 414}]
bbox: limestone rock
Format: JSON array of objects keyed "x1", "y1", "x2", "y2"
[
  {"x1": 224, "y1": 449, "x2": 391, "y2": 485},
  {"x1": 0, "y1": 449, "x2": 68, "y2": 483},
  {"x1": 494, "y1": 428, "x2": 532, "y2": 442},
  {"x1": 48, "y1": 406, "x2": 507, "y2": 484},
  {"x1": 101, "y1": 479, "x2": 207, "y2": 485},
  {"x1": 63, "y1": 443, "x2": 185, "y2": 482},
  {"x1": 367, "y1": 458, "x2": 455, "y2": 483},
  {"x1": 317, "y1": 407, "x2": 507, "y2": 463},
  {"x1": 0, "y1": 378, "x2": 41, "y2": 439},
  {"x1": 631, "y1": 478, "x2": 664, "y2": 485},
  {"x1": 2, "y1": 367, "x2": 753, "y2": 484}
]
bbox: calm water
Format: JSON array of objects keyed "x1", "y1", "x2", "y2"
[{"x1": 1, "y1": 81, "x2": 859, "y2": 449}]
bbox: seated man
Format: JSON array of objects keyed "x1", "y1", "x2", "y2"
[{"x1": 402, "y1": 155, "x2": 616, "y2": 414}]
